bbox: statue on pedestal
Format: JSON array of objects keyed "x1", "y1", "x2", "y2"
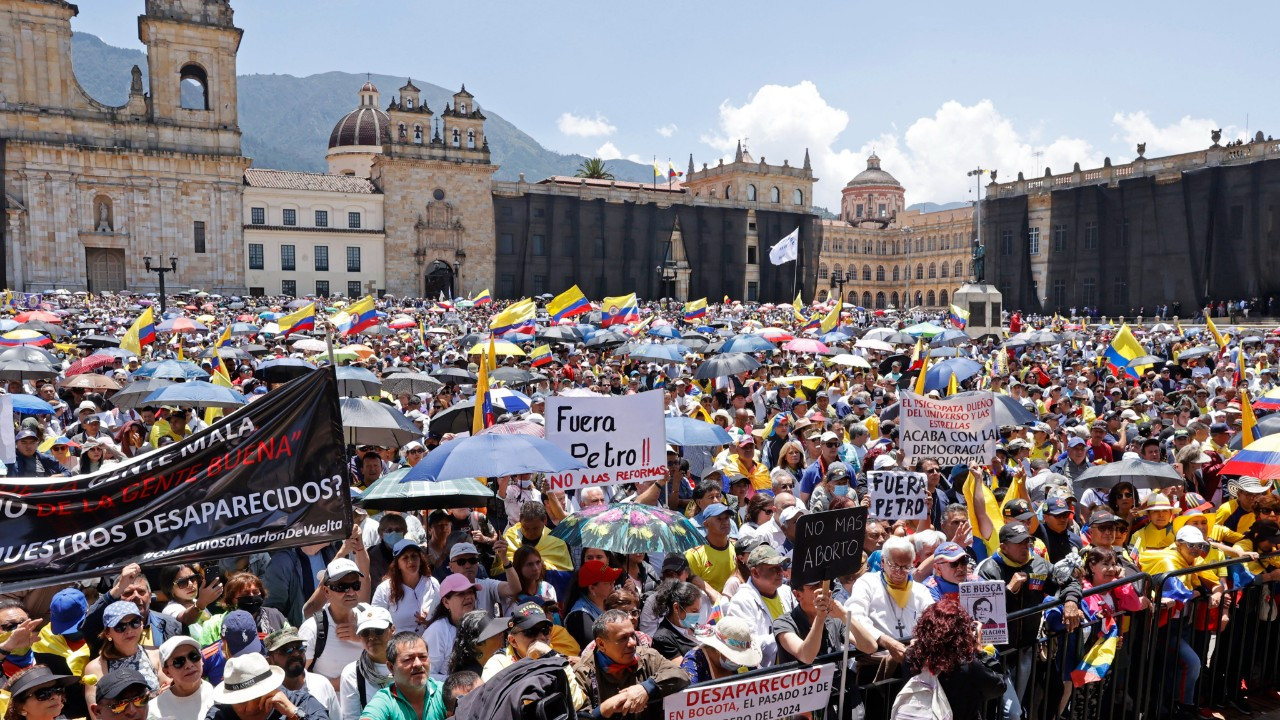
[{"x1": 971, "y1": 239, "x2": 985, "y2": 283}]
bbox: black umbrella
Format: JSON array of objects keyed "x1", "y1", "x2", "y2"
[
  {"x1": 255, "y1": 358, "x2": 317, "y2": 383},
  {"x1": 491, "y1": 367, "x2": 536, "y2": 385},
  {"x1": 340, "y1": 397, "x2": 420, "y2": 447},
  {"x1": 536, "y1": 326, "x2": 583, "y2": 343},
  {"x1": 1176, "y1": 346, "x2": 1217, "y2": 361},
  {"x1": 878, "y1": 353, "x2": 910, "y2": 375},
  {"x1": 0, "y1": 359, "x2": 59, "y2": 381},
  {"x1": 433, "y1": 368, "x2": 477, "y2": 384},
  {"x1": 585, "y1": 331, "x2": 628, "y2": 348},
  {"x1": 336, "y1": 366, "x2": 383, "y2": 396},
  {"x1": 0, "y1": 347, "x2": 59, "y2": 365},
  {"x1": 77, "y1": 334, "x2": 121, "y2": 348},
  {"x1": 19, "y1": 321, "x2": 69, "y2": 338},
  {"x1": 241, "y1": 344, "x2": 272, "y2": 355},
  {"x1": 457, "y1": 333, "x2": 490, "y2": 348},
  {"x1": 1229, "y1": 413, "x2": 1280, "y2": 450},
  {"x1": 198, "y1": 346, "x2": 254, "y2": 362},
  {"x1": 1072, "y1": 458, "x2": 1182, "y2": 494},
  {"x1": 381, "y1": 372, "x2": 444, "y2": 395},
  {"x1": 286, "y1": 298, "x2": 312, "y2": 309},
  {"x1": 429, "y1": 399, "x2": 476, "y2": 435},
  {"x1": 693, "y1": 352, "x2": 761, "y2": 380},
  {"x1": 112, "y1": 378, "x2": 176, "y2": 410}
]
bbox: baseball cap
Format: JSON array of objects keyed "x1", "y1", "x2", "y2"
[
  {"x1": 778, "y1": 506, "x2": 806, "y2": 525},
  {"x1": 1067, "y1": 436, "x2": 1086, "y2": 448},
  {"x1": 95, "y1": 668, "x2": 149, "y2": 702},
  {"x1": 999, "y1": 522, "x2": 1032, "y2": 544},
  {"x1": 1045, "y1": 496, "x2": 1073, "y2": 515},
  {"x1": 354, "y1": 603, "x2": 394, "y2": 634},
  {"x1": 1209, "y1": 422, "x2": 1230, "y2": 434},
  {"x1": 1003, "y1": 498, "x2": 1034, "y2": 522},
  {"x1": 261, "y1": 626, "x2": 301, "y2": 652},
  {"x1": 158, "y1": 635, "x2": 200, "y2": 664},
  {"x1": 873, "y1": 454, "x2": 898, "y2": 470},
  {"x1": 14, "y1": 428, "x2": 37, "y2": 442},
  {"x1": 509, "y1": 602, "x2": 552, "y2": 632},
  {"x1": 77, "y1": 401, "x2": 97, "y2": 413},
  {"x1": 577, "y1": 559, "x2": 623, "y2": 587},
  {"x1": 1175, "y1": 526, "x2": 1206, "y2": 544},
  {"x1": 699, "y1": 503, "x2": 732, "y2": 522},
  {"x1": 449, "y1": 542, "x2": 480, "y2": 560},
  {"x1": 933, "y1": 542, "x2": 967, "y2": 562},
  {"x1": 746, "y1": 544, "x2": 788, "y2": 568},
  {"x1": 49, "y1": 587, "x2": 87, "y2": 635},
  {"x1": 392, "y1": 538, "x2": 421, "y2": 558},
  {"x1": 825, "y1": 462, "x2": 850, "y2": 483},
  {"x1": 325, "y1": 557, "x2": 364, "y2": 582},
  {"x1": 819, "y1": 431, "x2": 840, "y2": 444},
  {"x1": 222, "y1": 610, "x2": 264, "y2": 657},
  {"x1": 102, "y1": 600, "x2": 142, "y2": 628}
]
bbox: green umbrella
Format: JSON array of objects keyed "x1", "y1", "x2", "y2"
[
  {"x1": 551, "y1": 502, "x2": 706, "y2": 554},
  {"x1": 358, "y1": 467, "x2": 493, "y2": 511}
]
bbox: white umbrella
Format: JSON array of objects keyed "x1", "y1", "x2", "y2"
[
  {"x1": 854, "y1": 338, "x2": 895, "y2": 352},
  {"x1": 827, "y1": 353, "x2": 872, "y2": 369}
]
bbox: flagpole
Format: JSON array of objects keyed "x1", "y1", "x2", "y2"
[{"x1": 791, "y1": 229, "x2": 800, "y2": 300}]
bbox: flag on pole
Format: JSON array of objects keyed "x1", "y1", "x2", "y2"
[
  {"x1": 418, "y1": 321, "x2": 428, "y2": 351},
  {"x1": 209, "y1": 322, "x2": 233, "y2": 374},
  {"x1": 792, "y1": 293, "x2": 805, "y2": 323},
  {"x1": 547, "y1": 285, "x2": 590, "y2": 323},
  {"x1": 601, "y1": 293, "x2": 639, "y2": 328},
  {"x1": 1103, "y1": 324, "x2": 1147, "y2": 379},
  {"x1": 530, "y1": 344, "x2": 554, "y2": 368},
  {"x1": 914, "y1": 351, "x2": 932, "y2": 394},
  {"x1": 948, "y1": 304, "x2": 970, "y2": 329},
  {"x1": 489, "y1": 298, "x2": 536, "y2": 335},
  {"x1": 1205, "y1": 315, "x2": 1227, "y2": 350},
  {"x1": 338, "y1": 296, "x2": 378, "y2": 336},
  {"x1": 205, "y1": 362, "x2": 235, "y2": 426},
  {"x1": 1241, "y1": 388, "x2": 1260, "y2": 449},
  {"x1": 682, "y1": 298, "x2": 707, "y2": 322},
  {"x1": 946, "y1": 372, "x2": 958, "y2": 396},
  {"x1": 472, "y1": 289, "x2": 493, "y2": 306},
  {"x1": 653, "y1": 160, "x2": 663, "y2": 178},
  {"x1": 768, "y1": 228, "x2": 799, "y2": 265},
  {"x1": 277, "y1": 302, "x2": 316, "y2": 337},
  {"x1": 120, "y1": 307, "x2": 156, "y2": 356},
  {"x1": 472, "y1": 338, "x2": 496, "y2": 435},
  {"x1": 819, "y1": 300, "x2": 840, "y2": 333}
]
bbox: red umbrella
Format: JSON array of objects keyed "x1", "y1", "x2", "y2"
[
  {"x1": 15, "y1": 310, "x2": 60, "y2": 324},
  {"x1": 64, "y1": 353, "x2": 117, "y2": 376}
]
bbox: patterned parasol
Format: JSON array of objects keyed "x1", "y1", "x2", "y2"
[{"x1": 551, "y1": 502, "x2": 706, "y2": 554}]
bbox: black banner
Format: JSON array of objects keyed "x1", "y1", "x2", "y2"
[
  {"x1": 791, "y1": 506, "x2": 867, "y2": 587},
  {"x1": 0, "y1": 368, "x2": 350, "y2": 590}
]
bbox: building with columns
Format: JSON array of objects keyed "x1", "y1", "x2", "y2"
[{"x1": 814, "y1": 155, "x2": 973, "y2": 309}]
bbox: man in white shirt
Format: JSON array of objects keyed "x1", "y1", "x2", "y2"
[
  {"x1": 264, "y1": 624, "x2": 342, "y2": 719},
  {"x1": 725, "y1": 545, "x2": 796, "y2": 667},
  {"x1": 298, "y1": 558, "x2": 367, "y2": 685}
]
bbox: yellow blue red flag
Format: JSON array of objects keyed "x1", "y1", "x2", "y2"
[
  {"x1": 277, "y1": 302, "x2": 316, "y2": 337},
  {"x1": 601, "y1": 293, "x2": 639, "y2": 328},
  {"x1": 547, "y1": 285, "x2": 590, "y2": 323},
  {"x1": 682, "y1": 298, "x2": 707, "y2": 322},
  {"x1": 1103, "y1": 324, "x2": 1147, "y2": 379}
]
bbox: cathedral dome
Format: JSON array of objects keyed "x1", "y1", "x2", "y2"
[
  {"x1": 327, "y1": 106, "x2": 390, "y2": 149},
  {"x1": 845, "y1": 153, "x2": 901, "y2": 188}
]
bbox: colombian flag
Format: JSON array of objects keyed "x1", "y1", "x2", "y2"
[
  {"x1": 490, "y1": 298, "x2": 536, "y2": 335},
  {"x1": 120, "y1": 307, "x2": 156, "y2": 356},
  {"x1": 472, "y1": 339, "x2": 496, "y2": 435},
  {"x1": 210, "y1": 323, "x2": 233, "y2": 374},
  {"x1": 802, "y1": 313, "x2": 820, "y2": 332},
  {"x1": 1103, "y1": 323, "x2": 1146, "y2": 379},
  {"x1": 683, "y1": 298, "x2": 707, "y2": 322},
  {"x1": 1253, "y1": 388, "x2": 1280, "y2": 412},
  {"x1": 667, "y1": 161, "x2": 683, "y2": 179},
  {"x1": 547, "y1": 285, "x2": 590, "y2": 322},
  {"x1": 339, "y1": 296, "x2": 378, "y2": 336},
  {"x1": 530, "y1": 344, "x2": 554, "y2": 368},
  {"x1": 791, "y1": 293, "x2": 806, "y2": 324},
  {"x1": 1220, "y1": 434, "x2": 1280, "y2": 480},
  {"x1": 277, "y1": 302, "x2": 316, "y2": 337},
  {"x1": 1234, "y1": 346, "x2": 1248, "y2": 386},
  {"x1": 1070, "y1": 625, "x2": 1119, "y2": 687},
  {"x1": 818, "y1": 301, "x2": 840, "y2": 333},
  {"x1": 1240, "y1": 389, "x2": 1260, "y2": 448},
  {"x1": 948, "y1": 303, "x2": 969, "y2": 330},
  {"x1": 472, "y1": 289, "x2": 493, "y2": 306},
  {"x1": 601, "y1": 293, "x2": 639, "y2": 328}
]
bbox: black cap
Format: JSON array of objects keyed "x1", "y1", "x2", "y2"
[
  {"x1": 999, "y1": 522, "x2": 1032, "y2": 544},
  {"x1": 96, "y1": 668, "x2": 149, "y2": 701},
  {"x1": 1002, "y1": 498, "x2": 1034, "y2": 522},
  {"x1": 509, "y1": 602, "x2": 552, "y2": 632},
  {"x1": 5, "y1": 666, "x2": 78, "y2": 699},
  {"x1": 1089, "y1": 509, "x2": 1123, "y2": 527}
]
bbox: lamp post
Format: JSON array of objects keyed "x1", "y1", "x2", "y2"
[
  {"x1": 453, "y1": 248, "x2": 466, "y2": 299},
  {"x1": 656, "y1": 262, "x2": 677, "y2": 305},
  {"x1": 829, "y1": 267, "x2": 850, "y2": 306},
  {"x1": 967, "y1": 167, "x2": 989, "y2": 282},
  {"x1": 142, "y1": 256, "x2": 178, "y2": 314}
]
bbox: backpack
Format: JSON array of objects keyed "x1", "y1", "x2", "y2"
[
  {"x1": 890, "y1": 669, "x2": 953, "y2": 720},
  {"x1": 307, "y1": 610, "x2": 328, "y2": 672}
]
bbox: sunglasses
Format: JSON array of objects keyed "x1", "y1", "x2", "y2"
[
  {"x1": 30, "y1": 686, "x2": 66, "y2": 702},
  {"x1": 169, "y1": 650, "x2": 202, "y2": 670},
  {"x1": 452, "y1": 557, "x2": 479, "y2": 566},
  {"x1": 360, "y1": 628, "x2": 389, "y2": 640},
  {"x1": 327, "y1": 581, "x2": 362, "y2": 593},
  {"x1": 106, "y1": 694, "x2": 151, "y2": 715},
  {"x1": 111, "y1": 618, "x2": 143, "y2": 633},
  {"x1": 777, "y1": 483, "x2": 794, "y2": 490},
  {"x1": 823, "y1": 442, "x2": 841, "y2": 448},
  {"x1": 1117, "y1": 491, "x2": 1134, "y2": 498},
  {"x1": 407, "y1": 448, "x2": 426, "y2": 455},
  {"x1": 943, "y1": 558, "x2": 972, "y2": 568},
  {"x1": 1185, "y1": 542, "x2": 1211, "y2": 554},
  {"x1": 174, "y1": 575, "x2": 201, "y2": 588}
]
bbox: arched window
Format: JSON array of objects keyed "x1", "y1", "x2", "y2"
[
  {"x1": 467, "y1": 129, "x2": 476, "y2": 148},
  {"x1": 862, "y1": 265, "x2": 871, "y2": 281},
  {"x1": 891, "y1": 292, "x2": 899, "y2": 308},
  {"x1": 954, "y1": 261, "x2": 963, "y2": 278},
  {"x1": 398, "y1": 123, "x2": 407, "y2": 140},
  {"x1": 818, "y1": 263, "x2": 829, "y2": 279},
  {"x1": 452, "y1": 128, "x2": 461, "y2": 147},
  {"x1": 179, "y1": 63, "x2": 209, "y2": 110},
  {"x1": 407, "y1": 97, "x2": 414, "y2": 109},
  {"x1": 793, "y1": 189, "x2": 803, "y2": 205},
  {"x1": 875, "y1": 292, "x2": 886, "y2": 309},
  {"x1": 940, "y1": 290, "x2": 948, "y2": 306},
  {"x1": 940, "y1": 262, "x2": 949, "y2": 278},
  {"x1": 747, "y1": 185, "x2": 757, "y2": 201},
  {"x1": 725, "y1": 185, "x2": 733, "y2": 199},
  {"x1": 770, "y1": 187, "x2": 780, "y2": 203},
  {"x1": 847, "y1": 291, "x2": 857, "y2": 303},
  {"x1": 916, "y1": 264, "x2": 924, "y2": 280},
  {"x1": 914, "y1": 291, "x2": 923, "y2": 306},
  {"x1": 460, "y1": 103, "x2": 468, "y2": 114},
  {"x1": 832, "y1": 264, "x2": 842, "y2": 280},
  {"x1": 876, "y1": 265, "x2": 885, "y2": 282},
  {"x1": 927, "y1": 290, "x2": 936, "y2": 306},
  {"x1": 928, "y1": 263, "x2": 937, "y2": 279},
  {"x1": 817, "y1": 289, "x2": 829, "y2": 302},
  {"x1": 861, "y1": 292, "x2": 872, "y2": 308},
  {"x1": 892, "y1": 266, "x2": 900, "y2": 281}
]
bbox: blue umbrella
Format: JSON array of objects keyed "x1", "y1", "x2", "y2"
[
  {"x1": 694, "y1": 326, "x2": 716, "y2": 334},
  {"x1": 133, "y1": 359, "x2": 209, "y2": 380},
  {"x1": 402, "y1": 434, "x2": 586, "y2": 483},
  {"x1": 648, "y1": 326, "x2": 682, "y2": 340},
  {"x1": 230, "y1": 322, "x2": 260, "y2": 335},
  {"x1": 628, "y1": 344, "x2": 687, "y2": 363},
  {"x1": 665, "y1": 416, "x2": 733, "y2": 447},
  {"x1": 922, "y1": 357, "x2": 984, "y2": 391},
  {"x1": 142, "y1": 381, "x2": 246, "y2": 408},
  {"x1": 926, "y1": 346, "x2": 970, "y2": 358},
  {"x1": 820, "y1": 331, "x2": 850, "y2": 344},
  {"x1": 929, "y1": 329, "x2": 970, "y2": 347},
  {"x1": 720, "y1": 334, "x2": 776, "y2": 354},
  {"x1": 11, "y1": 394, "x2": 55, "y2": 415},
  {"x1": 256, "y1": 358, "x2": 317, "y2": 383}
]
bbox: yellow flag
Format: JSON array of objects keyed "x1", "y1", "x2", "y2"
[
  {"x1": 1241, "y1": 388, "x2": 1259, "y2": 449},
  {"x1": 909, "y1": 339, "x2": 922, "y2": 364},
  {"x1": 962, "y1": 470, "x2": 1004, "y2": 555},
  {"x1": 472, "y1": 338, "x2": 495, "y2": 435},
  {"x1": 819, "y1": 301, "x2": 840, "y2": 333},
  {"x1": 120, "y1": 307, "x2": 155, "y2": 356},
  {"x1": 176, "y1": 342, "x2": 185, "y2": 361},
  {"x1": 913, "y1": 351, "x2": 931, "y2": 395},
  {"x1": 946, "y1": 371, "x2": 958, "y2": 396},
  {"x1": 1205, "y1": 315, "x2": 1227, "y2": 349},
  {"x1": 205, "y1": 363, "x2": 235, "y2": 426}
]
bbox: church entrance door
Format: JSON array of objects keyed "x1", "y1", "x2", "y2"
[
  {"x1": 85, "y1": 248, "x2": 126, "y2": 292},
  {"x1": 423, "y1": 259, "x2": 455, "y2": 299}
]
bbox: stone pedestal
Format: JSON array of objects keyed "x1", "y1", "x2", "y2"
[{"x1": 953, "y1": 283, "x2": 1003, "y2": 339}]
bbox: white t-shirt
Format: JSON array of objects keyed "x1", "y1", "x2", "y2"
[
  {"x1": 304, "y1": 670, "x2": 343, "y2": 720},
  {"x1": 298, "y1": 606, "x2": 365, "y2": 682},
  {"x1": 339, "y1": 659, "x2": 389, "y2": 720},
  {"x1": 372, "y1": 576, "x2": 440, "y2": 635},
  {"x1": 147, "y1": 680, "x2": 214, "y2": 720},
  {"x1": 421, "y1": 618, "x2": 457, "y2": 682}
]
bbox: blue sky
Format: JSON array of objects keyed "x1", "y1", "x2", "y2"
[{"x1": 74, "y1": 1, "x2": 1275, "y2": 208}]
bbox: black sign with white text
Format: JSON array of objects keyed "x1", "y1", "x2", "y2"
[{"x1": 791, "y1": 506, "x2": 867, "y2": 587}]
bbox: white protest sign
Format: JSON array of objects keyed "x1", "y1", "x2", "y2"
[
  {"x1": 663, "y1": 663, "x2": 835, "y2": 720},
  {"x1": 899, "y1": 390, "x2": 999, "y2": 466},
  {"x1": 867, "y1": 470, "x2": 928, "y2": 521},
  {"x1": 960, "y1": 580, "x2": 1008, "y2": 645},
  {"x1": 0, "y1": 394, "x2": 13, "y2": 464},
  {"x1": 546, "y1": 390, "x2": 666, "y2": 490}
]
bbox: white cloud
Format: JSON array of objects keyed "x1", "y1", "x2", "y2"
[
  {"x1": 700, "y1": 82, "x2": 1106, "y2": 209},
  {"x1": 557, "y1": 112, "x2": 616, "y2": 138},
  {"x1": 1111, "y1": 111, "x2": 1241, "y2": 158},
  {"x1": 595, "y1": 141, "x2": 622, "y2": 160},
  {"x1": 656, "y1": 124, "x2": 678, "y2": 138}
]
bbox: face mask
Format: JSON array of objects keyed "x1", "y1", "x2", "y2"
[
  {"x1": 718, "y1": 657, "x2": 745, "y2": 673},
  {"x1": 678, "y1": 610, "x2": 699, "y2": 629},
  {"x1": 833, "y1": 485, "x2": 849, "y2": 497},
  {"x1": 382, "y1": 531, "x2": 405, "y2": 548},
  {"x1": 236, "y1": 596, "x2": 264, "y2": 615}
]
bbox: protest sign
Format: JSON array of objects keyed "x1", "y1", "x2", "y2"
[
  {"x1": 867, "y1": 470, "x2": 928, "y2": 521},
  {"x1": 545, "y1": 390, "x2": 665, "y2": 490},
  {"x1": 899, "y1": 389, "x2": 999, "y2": 466},
  {"x1": 664, "y1": 663, "x2": 836, "y2": 720},
  {"x1": 960, "y1": 580, "x2": 1009, "y2": 645},
  {"x1": 0, "y1": 368, "x2": 349, "y2": 591},
  {"x1": 791, "y1": 506, "x2": 867, "y2": 587},
  {"x1": 0, "y1": 394, "x2": 13, "y2": 464}
]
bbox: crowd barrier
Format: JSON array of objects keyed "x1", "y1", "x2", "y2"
[{"x1": 669, "y1": 551, "x2": 1280, "y2": 720}]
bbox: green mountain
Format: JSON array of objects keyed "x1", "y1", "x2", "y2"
[{"x1": 70, "y1": 32, "x2": 653, "y2": 183}]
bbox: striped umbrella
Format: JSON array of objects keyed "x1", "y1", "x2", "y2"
[
  {"x1": 0, "y1": 329, "x2": 51, "y2": 346},
  {"x1": 1219, "y1": 435, "x2": 1280, "y2": 480},
  {"x1": 1253, "y1": 388, "x2": 1280, "y2": 412}
]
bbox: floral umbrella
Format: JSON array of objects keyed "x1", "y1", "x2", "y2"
[{"x1": 551, "y1": 502, "x2": 706, "y2": 554}]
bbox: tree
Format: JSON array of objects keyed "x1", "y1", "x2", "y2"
[{"x1": 574, "y1": 157, "x2": 615, "y2": 180}]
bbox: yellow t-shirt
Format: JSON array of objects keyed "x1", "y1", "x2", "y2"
[
  {"x1": 1029, "y1": 442, "x2": 1055, "y2": 463},
  {"x1": 761, "y1": 592, "x2": 785, "y2": 620},
  {"x1": 686, "y1": 542, "x2": 736, "y2": 593},
  {"x1": 1130, "y1": 524, "x2": 1174, "y2": 554}
]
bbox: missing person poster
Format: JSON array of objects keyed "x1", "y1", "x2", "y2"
[
  {"x1": 960, "y1": 580, "x2": 1008, "y2": 645},
  {"x1": 899, "y1": 390, "x2": 999, "y2": 466}
]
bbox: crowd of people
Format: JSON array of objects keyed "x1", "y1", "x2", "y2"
[{"x1": 0, "y1": 289, "x2": 1278, "y2": 720}]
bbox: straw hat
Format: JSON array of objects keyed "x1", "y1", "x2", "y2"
[
  {"x1": 694, "y1": 616, "x2": 761, "y2": 668},
  {"x1": 212, "y1": 654, "x2": 285, "y2": 705}
]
